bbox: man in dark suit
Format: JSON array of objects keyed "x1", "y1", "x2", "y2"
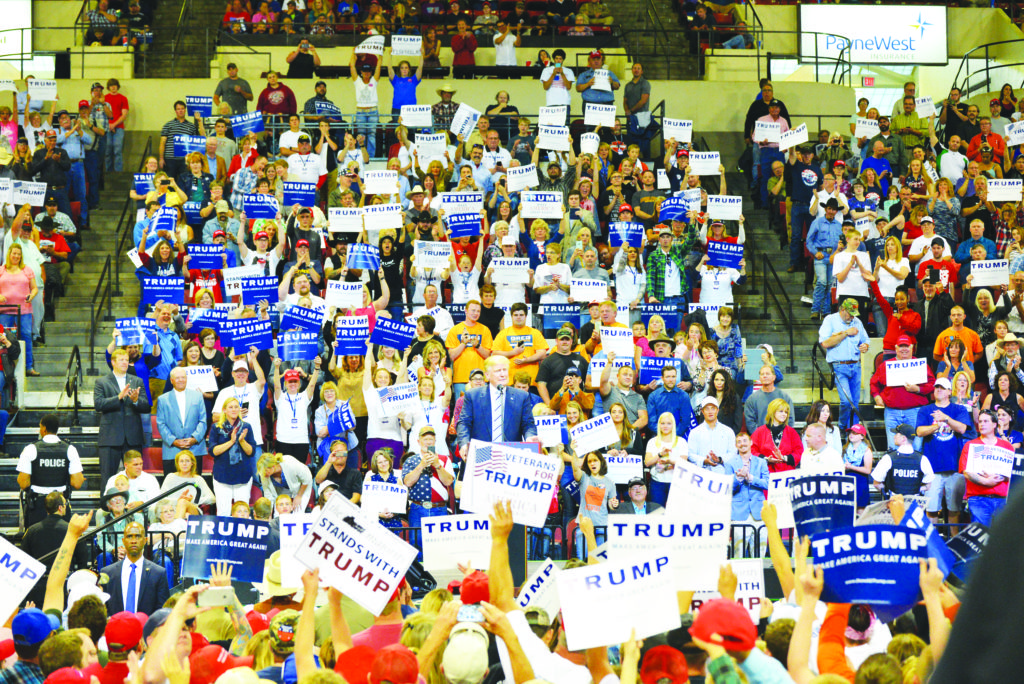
[
  {"x1": 456, "y1": 356, "x2": 538, "y2": 452},
  {"x1": 610, "y1": 477, "x2": 663, "y2": 515},
  {"x1": 95, "y1": 347, "x2": 151, "y2": 486},
  {"x1": 98, "y1": 521, "x2": 170, "y2": 616},
  {"x1": 21, "y1": 492, "x2": 88, "y2": 606},
  {"x1": 913, "y1": 271, "x2": 955, "y2": 370}
]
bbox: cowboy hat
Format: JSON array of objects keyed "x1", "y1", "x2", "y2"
[
  {"x1": 436, "y1": 84, "x2": 456, "y2": 95},
  {"x1": 260, "y1": 551, "x2": 299, "y2": 597}
]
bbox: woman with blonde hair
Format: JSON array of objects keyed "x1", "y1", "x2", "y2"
[
  {"x1": 411, "y1": 339, "x2": 451, "y2": 402},
  {"x1": 644, "y1": 411, "x2": 686, "y2": 505},
  {"x1": 750, "y1": 398, "x2": 803, "y2": 473},
  {"x1": 258, "y1": 451, "x2": 314, "y2": 513},
  {"x1": 362, "y1": 345, "x2": 407, "y2": 462},
  {"x1": 159, "y1": 449, "x2": 215, "y2": 508},
  {"x1": 314, "y1": 381, "x2": 355, "y2": 458},
  {"x1": 522, "y1": 216, "x2": 566, "y2": 271},
  {"x1": 0, "y1": 242, "x2": 37, "y2": 374},
  {"x1": 675, "y1": 323, "x2": 707, "y2": 381},
  {"x1": 177, "y1": 151, "x2": 214, "y2": 206},
  {"x1": 209, "y1": 397, "x2": 256, "y2": 516},
  {"x1": 402, "y1": 374, "x2": 449, "y2": 455},
  {"x1": 927, "y1": 176, "x2": 961, "y2": 245}
]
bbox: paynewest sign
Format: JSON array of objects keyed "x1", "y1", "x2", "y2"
[{"x1": 799, "y1": 5, "x2": 947, "y2": 65}]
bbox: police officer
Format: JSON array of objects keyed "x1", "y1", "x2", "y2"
[
  {"x1": 21, "y1": 491, "x2": 87, "y2": 606},
  {"x1": 16, "y1": 413, "x2": 83, "y2": 527},
  {"x1": 871, "y1": 423, "x2": 935, "y2": 498}
]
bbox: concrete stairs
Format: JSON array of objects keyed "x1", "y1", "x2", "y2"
[{"x1": 137, "y1": 0, "x2": 225, "y2": 79}]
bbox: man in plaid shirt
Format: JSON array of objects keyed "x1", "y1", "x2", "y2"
[
  {"x1": 647, "y1": 224, "x2": 694, "y2": 307},
  {"x1": 230, "y1": 155, "x2": 268, "y2": 211}
]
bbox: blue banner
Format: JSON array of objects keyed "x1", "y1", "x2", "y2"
[
  {"x1": 221, "y1": 318, "x2": 274, "y2": 351},
  {"x1": 333, "y1": 316, "x2": 371, "y2": 356},
  {"x1": 1010, "y1": 452, "x2": 1024, "y2": 493},
  {"x1": 243, "y1": 194, "x2": 280, "y2": 219},
  {"x1": 638, "y1": 357, "x2": 683, "y2": 385},
  {"x1": 446, "y1": 304, "x2": 467, "y2": 325},
  {"x1": 446, "y1": 212, "x2": 482, "y2": 239},
  {"x1": 811, "y1": 525, "x2": 927, "y2": 615},
  {"x1": 173, "y1": 135, "x2": 207, "y2": 157},
  {"x1": 899, "y1": 500, "x2": 956, "y2": 579},
  {"x1": 181, "y1": 515, "x2": 270, "y2": 582},
  {"x1": 327, "y1": 401, "x2": 357, "y2": 436},
  {"x1": 279, "y1": 330, "x2": 320, "y2": 361},
  {"x1": 115, "y1": 317, "x2": 157, "y2": 346},
  {"x1": 240, "y1": 277, "x2": 280, "y2": 306},
  {"x1": 188, "y1": 244, "x2": 225, "y2": 270},
  {"x1": 368, "y1": 317, "x2": 416, "y2": 351},
  {"x1": 185, "y1": 96, "x2": 213, "y2": 118},
  {"x1": 609, "y1": 221, "x2": 644, "y2": 249},
  {"x1": 230, "y1": 111, "x2": 265, "y2": 136},
  {"x1": 142, "y1": 276, "x2": 185, "y2": 305},
  {"x1": 152, "y1": 206, "x2": 179, "y2": 235},
  {"x1": 791, "y1": 474, "x2": 857, "y2": 540},
  {"x1": 707, "y1": 240, "x2": 744, "y2": 269},
  {"x1": 346, "y1": 243, "x2": 381, "y2": 271},
  {"x1": 182, "y1": 201, "x2": 203, "y2": 225},
  {"x1": 659, "y1": 196, "x2": 688, "y2": 222},
  {"x1": 314, "y1": 100, "x2": 343, "y2": 117},
  {"x1": 282, "y1": 182, "x2": 317, "y2": 207},
  {"x1": 280, "y1": 305, "x2": 324, "y2": 333},
  {"x1": 640, "y1": 303, "x2": 683, "y2": 333},
  {"x1": 133, "y1": 173, "x2": 154, "y2": 195},
  {"x1": 540, "y1": 304, "x2": 585, "y2": 329},
  {"x1": 946, "y1": 523, "x2": 988, "y2": 584},
  {"x1": 187, "y1": 307, "x2": 227, "y2": 334}
]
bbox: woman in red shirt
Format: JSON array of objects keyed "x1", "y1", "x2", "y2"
[{"x1": 750, "y1": 398, "x2": 803, "y2": 472}]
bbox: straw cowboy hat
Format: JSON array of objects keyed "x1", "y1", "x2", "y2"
[
  {"x1": 436, "y1": 84, "x2": 457, "y2": 95},
  {"x1": 260, "y1": 550, "x2": 299, "y2": 597},
  {"x1": 997, "y1": 333, "x2": 1021, "y2": 349}
]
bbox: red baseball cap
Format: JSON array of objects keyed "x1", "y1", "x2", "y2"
[
  {"x1": 246, "y1": 610, "x2": 270, "y2": 634},
  {"x1": 77, "y1": 100, "x2": 89, "y2": 110},
  {"x1": 335, "y1": 645, "x2": 376, "y2": 682},
  {"x1": 283, "y1": 369, "x2": 302, "y2": 382},
  {"x1": 212, "y1": 230, "x2": 226, "y2": 239},
  {"x1": 369, "y1": 645, "x2": 419, "y2": 684},
  {"x1": 690, "y1": 598, "x2": 756, "y2": 651},
  {"x1": 895, "y1": 335, "x2": 914, "y2": 346},
  {"x1": 188, "y1": 645, "x2": 254, "y2": 684},
  {"x1": 44, "y1": 669, "x2": 89, "y2": 684},
  {"x1": 254, "y1": 231, "x2": 269, "y2": 241},
  {"x1": 619, "y1": 203, "x2": 633, "y2": 214},
  {"x1": 296, "y1": 238, "x2": 310, "y2": 248},
  {"x1": 639, "y1": 646, "x2": 688, "y2": 684},
  {"x1": 460, "y1": 571, "x2": 490, "y2": 605},
  {"x1": 105, "y1": 612, "x2": 143, "y2": 653}
]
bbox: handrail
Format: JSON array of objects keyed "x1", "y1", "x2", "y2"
[
  {"x1": 87, "y1": 255, "x2": 112, "y2": 378},
  {"x1": 760, "y1": 254, "x2": 797, "y2": 373},
  {"x1": 62, "y1": 346, "x2": 83, "y2": 428},
  {"x1": 810, "y1": 340, "x2": 834, "y2": 401},
  {"x1": 169, "y1": 0, "x2": 196, "y2": 78},
  {"x1": 113, "y1": 137, "x2": 153, "y2": 298},
  {"x1": 37, "y1": 481, "x2": 192, "y2": 565},
  {"x1": 950, "y1": 38, "x2": 1024, "y2": 99},
  {"x1": 695, "y1": 28, "x2": 853, "y2": 85}
]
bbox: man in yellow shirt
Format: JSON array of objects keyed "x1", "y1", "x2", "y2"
[
  {"x1": 491, "y1": 302, "x2": 549, "y2": 385},
  {"x1": 583, "y1": 300, "x2": 629, "y2": 357},
  {"x1": 446, "y1": 299, "x2": 493, "y2": 400}
]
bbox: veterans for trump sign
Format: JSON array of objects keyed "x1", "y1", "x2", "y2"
[{"x1": 460, "y1": 441, "x2": 559, "y2": 528}]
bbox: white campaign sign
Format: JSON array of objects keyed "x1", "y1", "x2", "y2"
[
  {"x1": 580, "y1": 132, "x2": 600, "y2": 155},
  {"x1": 355, "y1": 35, "x2": 385, "y2": 55},
  {"x1": 915, "y1": 96, "x2": 936, "y2": 118},
  {"x1": 570, "y1": 413, "x2": 621, "y2": 454},
  {"x1": 221, "y1": 264, "x2": 262, "y2": 297},
  {"x1": 605, "y1": 453, "x2": 643, "y2": 484},
  {"x1": 328, "y1": 207, "x2": 364, "y2": 233},
  {"x1": 361, "y1": 481, "x2": 409, "y2": 516},
  {"x1": 570, "y1": 278, "x2": 607, "y2": 302},
  {"x1": 970, "y1": 259, "x2": 1009, "y2": 288},
  {"x1": 665, "y1": 461, "x2": 734, "y2": 523},
  {"x1": 689, "y1": 151, "x2": 720, "y2": 176},
  {"x1": 885, "y1": 357, "x2": 927, "y2": 387},
  {"x1": 422, "y1": 514, "x2": 491, "y2": 571},
  {"x1": 779, "y1": 123, "x2": 809, "y2": 152},
  {"x1": 707, "y1": 195, "x2": 744, "y2": 221},
  {"x1": 689, "y1": 302, "x2": 725, "y2": 328},
  {"x1": 415, "y1": 133, "x2": 447, "y2": 159},
  {"x1": 127, "y1": 248, "x2": 144, "y2": 270},
  {"x1": 854, "y1": 118, "x2": 880, "y2": 139},
  {"x1": 965, "y1": 443, "x2": 1014, "y2": 478},
  {"x1": 753, "y1": 120, "x2": 781, "y2": 145},
  {"x1": 584, "y1": 103, "x2": 616, "y2": 127},
  {"x1": 491, "y1": 257, "x2": 530, "y2": 285},
  {"x1": 390, "y1": 35, "x2": 422, "y2": 56},
  {"x1": 521, "y1": 191, "x2": 563, "y2": 219},
  {"x1": 13, "y1": 181, "x2": 46, "y2": 206},
  {"x1": 1007, "y1": 120, "x2": 1024, "y2": 147},
  {"x1": 535, "y1": 415, "x2": 563, "y2": 448},
  {"x1": 460, "y1": 440, "x2": 560, "y2": 527},
  {"x1": 608, "y1": 516, "x2": 729, "y2": 591},
  {"x1": 185, "y1": 366, "x2": 218, "y2": 393},
  {"x1": 767, "y1": 472, "x2": 798, "y2": 529},
  {"x1": 0, "y1": 536, "x2": 45, "y2": 625},
  {"x1": 538, "y1": 106, "x2": 567, "y2": 127},
  {"x1": 988, "y1": 179, "x2": 1023, "y2": 203},
  {"x1": 295, "y1": 495, "x2": 418, "y2": 616},
  {"x1": 27, "y1": 79, "x2": 57, "y2": 100},
  {"x1": 663, "y1": 118, "x2": 693, "y2": 144},
  {"x1": 450, "y1": 103, "x2": 481, "y2": 139},
  {"x1": 362, "y1": 203, "x2": 404, "y2": 231},
  {"x1": 588, "y1": 354, "x2": 632, "y2": 389},
  {"x1": 279, "y1": 512, "x2": 318, "y2": 588},
  {"x1": 400, "y1": 105, "x2": 432, "y2": 128},
  {"x1": 657, "y1": 169, "x2": 670, "y2": 190},
  {"x1": 537, "y1": 125, "x2": 570, "y2": 151},
  {"x1": 414, "y1": 240, "x2": 453, "y2": 270},
  {"x1": 516, "y1": 559, "x2": 561, "y2": 618},
  {"x1": 325, "y1": 281, "x2": 364, "y2": 310},
  {"x1": 439, "y1": 191, "x2": 484, "y2": 215},
  {"x1": 364, "y1": 170, "x2": 400, "y2": 196},
  {"x1": 506, "y1": 164, "x2": 539, "y2": 193},
  {"x1": 692, "y1": 558, "x2": 767, "y2": 623},
  {"x1": 557, "y1": 553, "x2": 680, "y2": 650},
  {"x1": 591, "y1": 69, "x2": 612, "y2": 91},
  {"x1": 600, "y1": 327, "x2": 634, "y2": 358},
  {"x1": 376, "y1": 382, "x2": 421, "y2": 415}
]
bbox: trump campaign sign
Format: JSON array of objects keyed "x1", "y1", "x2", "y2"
[
  {"x1": 791, "y1": 474, "x2": 857, "y2": 539},
  {"x1": 460, "y1": 440, "x2": 559, "y2": 528},
  {"x1": 0, "y1": 537, "x2": 44, "y2": 624},
  {"x1": 182, "y1": 516, "x2": 271, "y2": 582},
  {"x1": 609, "y1": 517, "x2": 729, "y2": 591}
]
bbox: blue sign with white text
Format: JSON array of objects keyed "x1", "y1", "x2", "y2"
[
  {"x1": 243, "y1": 194, "x2": 280, "y2": 219},
  {"x1": 182, "y1": 201, "x2": 203, "y2": 225},
  {"x1": 659, "y1": 196, "x2": 688, "y2": 222},
  {"x1": 899, "y1": 500, "x2": 956, "y2": 579},
  {"x1": 134, "y1": 173, "x2": 154, "y2": 195},
  {"x1": 182, "y1": 515, "x2": 270, "y2": 582},
  {"x1": 333, "y1": 316, "x2": 371, "y2": 355},
  {"x1": 142, "y1": 277, "x2": 185, "y2": 305},
  {"x1": 173, "y1": 135, "x2": 207, "y2": 157},
  {"x1": 220, "y1": 318, "x2": 274, "y2": 351},
  {"x1": 638, "y1": 357, "x2": 683, "y2": 386},
  {"x1": 230, "y1": 111, "x2": 265, "y2": 136},
  {"x1": 115, "y1": 317, "x2": 157, "y2": 346},
  {"x1": 280, "y1": 305, "x2": 324, "y2": 333},
  {"x1": 707, "y1": 240, "x2": 744, "y2": 268},
  {"x1": 347, "y1": 243, "x2": 381, "y2": 271},
  {"x1": 240, "y1": 277, "x2": 280, "y2": 306},
  {"x1": 369, "y1": 317, "x2": 416, "y2": 351},
  {"x1": 641, "y1": 303, "x2": 683, "y2": 332},
  {"x1": 446, "y1": 213, "x2": 482, "y2": 239},
  {"x1": 540, "y1": 304, "x2": 585, "y2": 329},
  {"x1": 185, "y1": 96, "x2": 213, "y2": 118},
  {"x1": 946, "y1": 523, "x2": 988, "y2": 584},
  {"x1": 791, "y1": 474, "x2": 857, "y2": 540},
  {"x1": 610, "y1": 222, "x2": 644, "y2": 249},
  {"x1": 282, "y1": 182, "x2": 317, "y2": 207},
  {"x1": 279, "y1": 330, "x2": 321, "y2": 361},
  {"x1": 188, "y1": 244, "x2": 225, "y2": 270},
  {"x1": 188, "y1": 307, "x2": 227, "y2": 334}
]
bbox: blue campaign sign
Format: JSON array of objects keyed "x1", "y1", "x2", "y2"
[
  {"x1": 188, "y1": 307, "x2": 227, "y2": 333},
  {"x1": 638, "y1": 357, "x2": 683, "y2": 385},
  {"x1": 347, "y1": 243, "x2": 381, "y2": 271},
  {"x1": 221, "y1": 318, "x2": 274, "y2": 351},
  {"x1": 540, "y1": 304, "x2": 585, "y2": 329},
  {"x1": 660, "y1": 196, "x2": 688, "y2": 222},
  {"x1": 707, "y1": 240, "x2": 744, "y2": 268},
  {"x1": 188, "y1": 244, "x2": 225, "y2": 270},
  {"x1": 282, "y1": 182, "x2": 317, "y2": 207},
  {"x1": 152, "y1": 206, "x2": 179, "y2": 235},
  {"x1": 609, "y1": 222, "x2": 644, "y2": 248},
  {"x1": 243, "y1": 194, "x2": 280, "y2": 219},
  {"x1": 811, "y1": 525, "x2": 927, "y2": 614},
  {"x1": 314, "y1": 100, "x2": 343, "y2": 116},
  {"x1": 185, "y1": 96, "x2": 213, "y2": 118},
  {"x1": 899, "y1": 500, "x2": 956, "y2": 579},
  {"x1": 327, "y1": 401, "x2": 357, "y2": 437},
  {"x1": 446, "y1": 304, "x2": 467, "y2": 325},
  {"x1": 133, "y1": 173, "x2": 154, "y2": 195},
  {"x1": 279, "y1": 330, "x2": 320, "y2": 361},
  {"x1": 115, "y1": 317, "x2": 157, "y2": 346},
  {"x1": 230, "y1": 111, "x2": 265, "y2": 136},
  {"x1": 369, "y1": 317, "x2": 416, "y2": 351},
  {"x1": 333, "y1": 316, "x2": 371, "y2": 355},
  {"x1": 946, "y1": 523, "x2": 988, "y2": 584},
  {"x1": 280, "y1": 305, "x2": 324, "y2": 333},
  {"x1": 182, "y1": 201, "x2": 204, "y2": 224},
  {"x1": 640, "y1": 303, "x2": 682, "y2": 332},
  {"x1": 173, "y1": 135, "x2": 207, "y2": 157},
  {"x1": 1010, "y1": 452, "x2": 1024, "y2": 493},
  {"x1": 790, "y1": 474, "x2": 857, "y2": 540},
  {"x1": 240, "y1": 277, "x2": 280, "y2": 306},
  {"x1": 446, "y1": 212, "x2": 483, "y2": 239},
  {"x1": 142, "y1": 277, "x2": 185, "y2": 305},
  {"x1": 182, "y1": 516, "x2": 270, "y2": 582}
]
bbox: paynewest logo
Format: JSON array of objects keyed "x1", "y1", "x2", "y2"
[{"x1": 824, "y1": 13, "x2": 934, "y2": 56}]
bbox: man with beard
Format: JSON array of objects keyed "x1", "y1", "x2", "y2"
[
  {"x1": 531, "y1": 132, "x2": 576, "y2": 204},
  {"x1": 867, "y1": 116, "x2": 906, "y2": 177}
]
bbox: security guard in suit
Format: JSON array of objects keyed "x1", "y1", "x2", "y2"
[{"x1": 16, "y1": 413, "x2": 84, "y2": 528}]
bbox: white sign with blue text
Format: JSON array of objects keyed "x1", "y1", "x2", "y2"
[
  {"x1": 0, "y1": 537, "x2": 45, "y2": 625},
  {"x1": 609, "y1": 516, "x2": 729, "y2": 591},
  {"x1": 885, "y1": 357, "x2": 927, "y2": 386},
  {"x1": 422, "y1": 514, "x2": 491, "y2": 571}
]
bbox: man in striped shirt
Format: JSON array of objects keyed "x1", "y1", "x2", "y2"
[{"x1": 158, "y1": 101, "x2": 205, "y2": 183}]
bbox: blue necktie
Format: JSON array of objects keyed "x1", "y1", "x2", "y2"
[{"x1": 126, "y1": 563, "x2": 137, "y2": 613}]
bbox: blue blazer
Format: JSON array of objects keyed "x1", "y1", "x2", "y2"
[
  {"x1": 98, "y1": 559, "x2": 171, "y2": 616},
  {"x1": 723, "y1": 454, "x2": 769, "y2": 522},
  {"x1": 156, "y1": 388, "x2": 209, "y2": 461},
  {"x1": 457, "y1": 385, "x2": 538, "y2": 448}
]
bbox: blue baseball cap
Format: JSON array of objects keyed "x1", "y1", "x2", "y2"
[
  {"x1": 13, "y1": 608, "x2": 59, "y2": 646},
  {"x1": 143, "y1": 608, "x2": 173, "y2": 643}
]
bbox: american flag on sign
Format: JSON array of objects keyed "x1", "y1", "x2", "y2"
[
  {"x1": 377, "y1": 386, "x2": 402, "y2": 402},
  {"x1": 474, "y1": 443, "x2": 507, "y2": 477}
]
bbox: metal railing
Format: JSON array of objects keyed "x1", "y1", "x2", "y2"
[
  {"x1": 113, "y1": 137, "x2": 153, "y2": 298},
  {"x1": 61, "y1": 346, "x2": 84, "y2": 427},
  {"x1": 760, "y1": 253, "x2": 797, "y2": 373},
  {"x1": 810, "y1": 341, "x2": 834, "y2": 401},
  {"x1": 949, "y1": 38, "x2": 1024, "y2": 100},
  {"x1": 694, "y1": 28, "x2": 853, "y2": 86},
  {"x1": 86, "y1": 255, "x2": 113, "y2": 377}
]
